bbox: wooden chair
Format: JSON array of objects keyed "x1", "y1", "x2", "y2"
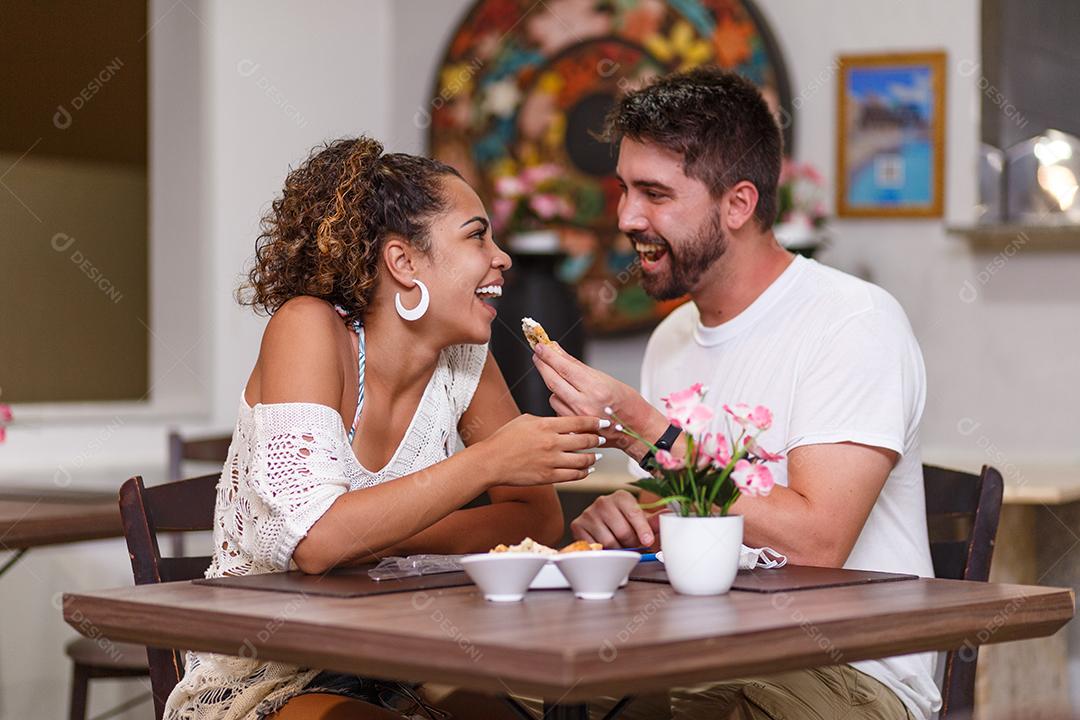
[
  {"x1": 65, "y1": 639, "x2": 152, "y2": 720},
  {"x1": 64, "y1": 434, "x2": 231, "y2": 720},
  {"x1": 923, "y1": 464, "x2": 1004, "y2": 720},
  {"x1": 167, "y1": 430, "x2": 232, "y2": 484},
  {"x1": 118, "y1": 473, "x2": 219, "y2": 720},
  {"x1": 164, "y1": 430, "x2": 231, "y2": 557}
]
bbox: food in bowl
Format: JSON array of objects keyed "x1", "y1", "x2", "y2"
[
  {"x1": 490, "y1": 537, "x2": 557, "y2": 555},
  {"x1": 558, "y1": 540, "x2": 603, "y2": 553},
  {"x1": 490, "y1": 538, "x2": 605, "y2": 590},
  {"x1": 490, "y1": 537, "x2": 602, "y2": 555}
]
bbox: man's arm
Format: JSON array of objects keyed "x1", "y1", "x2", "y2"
[
  {"x1": 736, "y1": 441, "x2": 894, "y2": 566},
  {"x1": 573, "y1": 441, "x2": 894, "y2": 567}
]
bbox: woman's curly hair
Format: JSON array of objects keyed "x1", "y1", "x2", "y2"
[{"x1": 238, "y1": 136, "x2": 463, "y2": 324}]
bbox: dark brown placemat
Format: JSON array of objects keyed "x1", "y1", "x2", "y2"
[
  {"x1": 628, "y1": 562, "x2": 917, "y2": 593},
  {"x1": 194, "y1": 565, "x2": 474, "y2": 598}
]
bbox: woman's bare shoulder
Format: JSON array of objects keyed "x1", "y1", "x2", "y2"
[{"x1": 255, "y1": 297, "x2": 349, "y2": 407}]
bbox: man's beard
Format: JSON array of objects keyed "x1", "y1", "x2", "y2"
[{"x1": 632, "y1": 209, "x2": 727, "y2": 301}]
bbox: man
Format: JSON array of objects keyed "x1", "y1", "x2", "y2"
[{"x1": 533, "y1": 67, "x2": 938, "y2": 720}]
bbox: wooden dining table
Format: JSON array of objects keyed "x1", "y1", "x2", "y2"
[
  {"x1": 0, "y1": 487, "x2": 122, "y2": 578},
  {"x1": 62, "y1": 570, "x2": 1073, "y2": 718}
]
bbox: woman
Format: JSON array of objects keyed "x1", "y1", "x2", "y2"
[{"x1": 165, "y1": 137, "x2": 604, "y2": 719}]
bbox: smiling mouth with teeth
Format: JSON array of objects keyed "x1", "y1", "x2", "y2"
[
  {"x1": 475, "y1": 285, "x2": 503, "y2": 300},
  {"x1": 633, "y1": 241, "x2": 669, "y2": 263}
]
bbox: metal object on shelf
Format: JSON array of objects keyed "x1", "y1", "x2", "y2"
[
  {"x1": 977, "y1": 143, "x2": 1005, "y2": 225},
  {"x1": 1006, "y1": 129, "x2": 1080, "y2": 224}
]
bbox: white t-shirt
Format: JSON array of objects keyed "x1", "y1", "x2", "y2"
[{"x1": 632, "y1": 255, "x2": 940, "y2": 720}]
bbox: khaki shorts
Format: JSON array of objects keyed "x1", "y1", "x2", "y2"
[{"x1": 515, "y1": 665, "x2": 913, "y2": 720}]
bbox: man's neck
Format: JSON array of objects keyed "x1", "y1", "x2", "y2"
[{"x1": 692, "y1": 232, "x2": 795, "y2": 328}]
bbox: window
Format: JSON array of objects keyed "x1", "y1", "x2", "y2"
[{"x1": 0, "y1": 1, "x2": 149, "y2": 403}]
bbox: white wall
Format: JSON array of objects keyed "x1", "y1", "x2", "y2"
[{"x1": 758, "y1": 0, "x2": 1080, "y2": 472}]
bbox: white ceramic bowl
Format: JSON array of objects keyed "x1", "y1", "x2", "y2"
[
  {"x1": 529, "y1": 561, "x2": 570, "y2": 589},
  {"x1": 459, "y1": 553, "x2": 549, "y2": 602},
  {"x1": 551, "y1": 550, "x2": 641, "y2": 600},
  {"x1": 529, "y1": 559, "x2": 632, "y2": 590}
]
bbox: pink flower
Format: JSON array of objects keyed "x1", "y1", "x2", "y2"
[
  {"x1": 743, "y1": 436, "x2": 784, "y2": 463},
  {"x1": 0, "y1": 404, "x2": 11, "y2": 423},
  {"x1": 495, "y1": 175, "x2": 526, "y2": 198},
  {"x1": 492, "y1": 198, "x2": 515, "y2": 232},
  {"x1": 655, "y1": 449, "x2": 685, "y2": 471},
  {"x1": 748, "y1": 406, "x2": 773, "y2": 430},
  {"x1": 0, "y1": 426, "x2": 5, "y2": 443},
  {"x1": 556, "y1": 197, "x2": 575, "y2": 220},
  {"x1": 520, "y1": 164, "x2": 560, "y2": 188},
  {"x1": 801, "y1": 163, "x2": 824, "y2": 185},
  {"x1": 529, "y1": 193, "x2": 563, "y2": 220},
  {"x1": 723, "y1": 403, "x2": 773, "y2": 431},
  {"x1": 731, "y1": 460, "x2": 775, "y2": 497},
  {"x1": 779, "y1": 158, "x2": 796, "y2": 184},
  {"x1": 662, "y1": 384, "x2": 713, "y2": 435},
  {"x1": 697, "y1": 432, "x2": 732, "y2": 469}
]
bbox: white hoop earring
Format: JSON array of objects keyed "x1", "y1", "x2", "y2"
[{"x1": 395, "y1": 279, "x2": 430, "y2": 322}]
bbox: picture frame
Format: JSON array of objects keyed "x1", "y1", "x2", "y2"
[{"x1": 836, "y1": 51, "x2": 946, "y2": 218}]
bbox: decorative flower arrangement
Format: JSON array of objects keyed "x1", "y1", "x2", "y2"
[
  {"x1": 491, "y1": 163, "x2": 578, "y2": 236},
  {"x1": 611, "y1": 384, "x2": 782, "y2": 518},
  {"x1": 776, "y1": 158, "x2": 828, "y2": 231},
  {"x1": 0, "y1": 391, "x2": 11, "y2": 444}
]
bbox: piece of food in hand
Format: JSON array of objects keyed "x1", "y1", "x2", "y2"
[
  {"x1": 521, "y1": 317, "x2": 553, "y2": 350},
  {"x1": 558, "y1": 539, "x2": 604, "y2": 553},
  {"x1": 489, "y1": 537, "x2": 558, "y2": 555}
]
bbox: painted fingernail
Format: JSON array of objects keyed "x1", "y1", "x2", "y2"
[
  {"x1": 603, "y1": 406, "x2": 613, "y2": 415},
  {"x1": 615, "y1": 424, "x2": 624, "y2": 432},
  {"x1": 595, "y1": 453, "x2": 604, "y2": 460},
  {"x1": 588, "y1": 466, "x2": 596, "y2": 474},
  {"x1": 598, "y1": 436, "x2": 607, "y2": 445},
  {"x1": 598, "y1": 419, "x2": 612, "y2": 429}
]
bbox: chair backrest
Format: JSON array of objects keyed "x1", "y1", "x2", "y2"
[
  {"x1": 923, "y1": 464, "x2": 1004, "y2": 719},
  {"x1": 119, "y1": 473, "x2": 219, "y2": 720},
  {"x1": 167, "y1": 430, "x2": 233, "y2": 482}
]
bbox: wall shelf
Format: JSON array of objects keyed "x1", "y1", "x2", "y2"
[{"x1": 947, "y1": 223, "x2": 1080, "y2": 249}]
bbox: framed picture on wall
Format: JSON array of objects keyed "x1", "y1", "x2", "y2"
[{"x1": 836, "y1": 51, "x2": 946, "y2": 218}]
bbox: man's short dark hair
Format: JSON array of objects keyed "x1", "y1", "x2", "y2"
[{"x1": 602, "y1": 66, "x2": 784, "y2": 230}]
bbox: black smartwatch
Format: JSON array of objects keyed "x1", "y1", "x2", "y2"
[{"x1": 639, "y1": 423, "x2": 683, "y2": 470}]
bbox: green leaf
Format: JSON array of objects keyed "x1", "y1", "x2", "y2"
[
  {"x1": 638, "y1": 495, "x2": 692, "y2": 511},
  {"x1": 631, "y1": 477, "x2": 670, "y2": 498}
]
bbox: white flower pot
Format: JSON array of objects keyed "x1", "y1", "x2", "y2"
[{"x1": 660, "y1": 514, "x2": 743, "y2": 596}]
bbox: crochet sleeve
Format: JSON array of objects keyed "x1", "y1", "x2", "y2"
[{"x1": 244, "y1": 403, "x2": 351, "y2": 571}]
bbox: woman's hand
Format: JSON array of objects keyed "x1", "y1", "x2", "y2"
[
  {"x1": 532, "y1": 342, "x2": 670, "y2": 460},
  {"x1": 478, "y1": 414, "x2": 605, "y2": 487}
]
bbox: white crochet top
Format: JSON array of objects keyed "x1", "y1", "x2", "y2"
[{"x1": 164, "y1": 342, "x2": 488, "y2": 720}]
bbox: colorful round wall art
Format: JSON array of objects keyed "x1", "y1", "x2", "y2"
[{"x1": 427, "y1": 0, "x2": 792, "y2": 334}]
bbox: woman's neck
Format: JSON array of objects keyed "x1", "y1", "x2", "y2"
[{"x1": 362, "y1": 304, "x2": 443, "y2": 396}]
